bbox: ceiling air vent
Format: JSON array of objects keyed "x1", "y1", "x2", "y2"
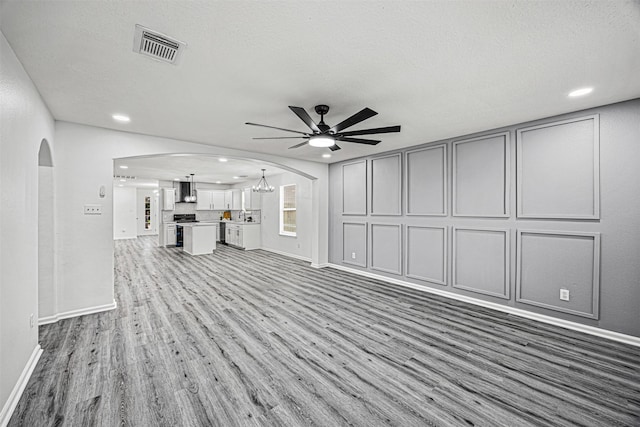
[{"x1": 133, "y1": 24, "x2": 186, "y2": 65}]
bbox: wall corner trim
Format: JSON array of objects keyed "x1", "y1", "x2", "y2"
[
  {"x1": 326, "y1": 263, "x2": 640, "y2": 348},
  {"x1": 38, "y1": 300, "x2": 117, "y2": 326},
  {"x1": 0, "y1": 344, "x2": 43, "y2": 427}
]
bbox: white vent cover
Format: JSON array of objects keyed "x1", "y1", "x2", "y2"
[{"x1": 133, "y1": 25, "x2": 186, "y2": 64}]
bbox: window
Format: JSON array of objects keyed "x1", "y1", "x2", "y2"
[{"x1": 280, "y1": 184, "x2": 296, "y2": 236}]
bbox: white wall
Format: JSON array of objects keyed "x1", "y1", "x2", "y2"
[
  {"x1": 0, "y1": 30, "x2": 55, "y2": 421},
  {"x1": 53, "y1": 122, "x2": 328, "y2": 318},
  {"x1": 113, "y1": 187, "x2": 137, "y2": 239},
  {"x1": 259, "y1": 171, "x2": 313, "y2": 260},
  {"x1": 38, "y1": 165, "x2": 55, "y2": 319}
]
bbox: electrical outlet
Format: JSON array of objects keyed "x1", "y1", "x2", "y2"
[
  {"x1": 84, "y1": 204, "x2": 102, "y2": 215},
  {"x1": 30, "y1": 313, "x2": 34, "y2": 328},
  {"x1": 560, "y1": 289, "x2": 570, "y2": 301},
  {"x1": 351, "y1": 252, "x2": 356, "y2": 259}
]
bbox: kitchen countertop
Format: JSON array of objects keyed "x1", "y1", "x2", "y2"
[{"x1": 178, "y1": 222, "x2": 218, "y2": 227}]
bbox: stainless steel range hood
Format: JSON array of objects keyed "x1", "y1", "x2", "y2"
[{"x1": 174, "y1": 181, "x2": 195, "y2": 203}]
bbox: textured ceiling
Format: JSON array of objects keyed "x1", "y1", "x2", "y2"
[{"x1": 2, "y1": 0, "x2": 639, "y2": 164}]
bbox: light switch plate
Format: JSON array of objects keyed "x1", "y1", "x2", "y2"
[
  {"x1": 560, "y1": 289, "x2": 570, "y2": 301},
  {"x1": 84, "y1": 204, "x2": 102, "y2": 215}
]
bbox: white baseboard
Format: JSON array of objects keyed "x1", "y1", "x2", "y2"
[
  {"x1": 38, "y1": 300, "x2": 117, "y2": 326},
  {"x1": 310, "y1": 262, "x2": 330, "y2": 269},
  {"x1": 327, "y1": 263, "x2": 640, "y2": 348},
  {"x1": 0, "y1": 345, "x2": 43, "y2": 427},
  {"x1": 260, "y1": 247, "x2": 311, "y2": 263}
]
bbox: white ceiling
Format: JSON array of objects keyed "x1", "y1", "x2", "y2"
[
  {"x1": 113, "y1": 154, "x2": 286, "y2": 186},
  {"x1": 1, "y1": 1, "x2": 639, "y2": 164}
]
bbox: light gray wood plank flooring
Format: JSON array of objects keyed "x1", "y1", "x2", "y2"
[{"x1": 10, "y1": 237, "x2": 640, "y2": 426}]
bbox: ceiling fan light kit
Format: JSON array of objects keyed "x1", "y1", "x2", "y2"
[{"x1": 247, "y1": 104, "x2": 401, "y2": 151}]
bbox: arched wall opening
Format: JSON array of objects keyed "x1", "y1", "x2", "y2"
[
  {"x1": 38, "y1": 138, "x2": 56, "y2": 321},
  {"x1": 113, "y1": 153, "x2": 322, "y2": 262}
]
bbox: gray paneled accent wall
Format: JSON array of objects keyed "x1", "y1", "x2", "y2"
[
  {"x1": 342, "y1": 222, "x2": 367, "y2": 267},
  {"x1": 406, "y1": 226, "x2": 447, "y2": 285},
  {"x1": 370, "y1": 223, "x2": 402, "y2": 275},
  {"x1": 342, "y1": 160, "x2": 367, "y2": 215},
  {"x1": 406, "y1": 144, "x2": 447, "y2": 216},
  {"x1": 517, "y1": 115, "x2": 600, "y2": 219},
  {"x1": 517, "y1": 230, "x2": 600, "y2": 319},
  {"x1": 453, "y1": 132, "x2": 510, "y2": 217},
  {"x1": 453, "y1": 227, "x2": 510, "y2": 299},
  {"x1": 370, "y1": 153, "x2": 402, "y2": 215},
  {"x1": 328, "y1": 98, "x2": 640, "y2": 338}
]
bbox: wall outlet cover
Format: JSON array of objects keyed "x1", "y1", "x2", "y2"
[{"x1": 560, "y1": 289, "x2": 570, "y2": 301}]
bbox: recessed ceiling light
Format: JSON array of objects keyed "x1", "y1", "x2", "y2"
[
  {"x1": 322, "y1": 153, "x2": 331, "y2": 158},
  {"x1": 174, "y1": 178, "x2": 180, "y2": 181},
  {"x1": 568, "y1": 87, "x2": 593, "y2": 97},
  {"x1": 233, "y1": 176, "x2": 240, "y2": 179},
  {"x1": 112, "y1": 114, "x2": 131, "y2": 123},
  {"x1": 119, "y1": 165, "x2": 129, "y2": 169},
  {"x1": 216, "y1": 181, "x2": 221, "y2": 184},
  {"x1": 118, "y1": 184, "x2": 124, "y2": 187},
  {"x1": 119, "y1": 179, "x2": 126, "y2": 182},
  {"x1": 219, "y1": 158, "x2": 228, "y2": 162}
]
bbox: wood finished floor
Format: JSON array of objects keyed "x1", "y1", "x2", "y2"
[{"x1": 10, "y1": 237, "x2": 640, "y2": 426}]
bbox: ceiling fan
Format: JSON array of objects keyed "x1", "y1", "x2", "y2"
[{"x1": 246, "y1": 105, "x2": 401, "y2": 151}]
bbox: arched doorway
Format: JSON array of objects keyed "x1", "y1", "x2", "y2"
[{"x1": 38, "y1": 139, "x2": 56, "y2": 321}]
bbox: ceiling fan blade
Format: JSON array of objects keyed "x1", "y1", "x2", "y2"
[
  {"x1": 245, "y1": 122, "x2": 308, "y2": 135},
  {"x1": 339, "y1": 125, "x2": 401, "y2": 137},
  {"x1": 288, "y1": 106, "x2": 320, "y2": 133},
  {"x1": 328, "y1": 144, "x2": 341, "y2": 151},
  {"x1": 329, "y1": 108, "x2": 378, "y2": 133},
  {"x1": 338, "y1": 137, "x2": 381, "y2": 145},
  {"x1": 252, "y1": 137, "x2": 307, "y2": 140},
  {"x1": 288, "y1": 141, "x2": 309, "y2": 149}
]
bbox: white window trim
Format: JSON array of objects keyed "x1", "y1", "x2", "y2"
[{"x1": 279, "y1": 184, "x2": 297, "y2": 237}]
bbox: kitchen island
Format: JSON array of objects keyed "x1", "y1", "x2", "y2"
[{"x1": 180, "y1": 223, "x2": 217, "y2": 255}]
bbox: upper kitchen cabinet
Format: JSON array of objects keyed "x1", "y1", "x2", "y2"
[
  {"x1": 196, "y1": 190, "x2": 213, "y2": 210},
  {"x1": 162, "y1": 188, "x2": 175, "y2": 210},
  {"x1": 243, "y1": 187, "x2": 261, "y2": 210},
  {"x1": 225, "y1": 189, "x2": 242, "y2": 210},
  {"x1": 196, "y1": 190, "x2": 226, "y2": 210}
]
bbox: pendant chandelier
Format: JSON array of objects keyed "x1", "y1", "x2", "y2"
[
  {"x1": 252, "y1": 169, "x2": 274, "y2": 193},
  {"x1": 185, "y1": 173, "x2": 197, "y2": 202}
]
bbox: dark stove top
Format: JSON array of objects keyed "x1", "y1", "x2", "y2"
[{"x1": 174, "y1": 214, "x2": 197, "y2": 223}]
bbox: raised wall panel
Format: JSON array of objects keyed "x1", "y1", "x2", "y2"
[
  {"x1": 342, "y1": 222, "x2": 367, "y2": 267},
  {"x1": 370, "y1": 223, "x2": 402, "y2": 275},
  {"x1": 453, "y1": 132, "x2": 510, "y2": 217},
  {"x1": 342, "y1": 160, "x2": 367, "y2": 215},
  {"x1": 406, "y1": 226, "x2": 447, "y2": 285},
  {"x1": 370, "y1": 153, "x2": 402, "y2": 216},
  {"x1": 517, "y1": 115, "x2": 600, "y2": 219},
  {"x1": 453, "y1": 227, "x2": 510, "y2": 299},
  {"x1": 516, "y1": 230, "x2": 600, "y2": 319},
  {"x1": 406, "y1": 144, "x2": 447, "y2": 216}
]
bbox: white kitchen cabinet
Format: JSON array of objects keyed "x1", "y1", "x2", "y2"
[
  {"x1": 196, "y1": 190, "x2": 213, "y2": 210},
  {"x1": 225, "y1": 223, "x2": 260, "y2": 250},
  {"x1": 212, "y1": 191, "x2": 225, "y2": 210},
  {"x1": 165, "y1": 223, "x2": 177, "y2": 246},
  {"x1": 197, "y1": 190, "x2": 226, "y2": 210},
  {"x1": 224, "y1": 189, "x2": 242, "y2": 210},
  {"x1": 162, "y1": 188, "x2": 175, "y2": 211},
  {"x1": 243, "y1": 187, "x2": 261, "y2": 210}
]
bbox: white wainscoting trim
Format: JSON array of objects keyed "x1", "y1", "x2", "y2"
[
  {"x1": 38, "y1": 300, "x2": 117, "y2": 326},
  {"x1": 325, "y1": 263, "x2": 640, "y2": 348},
  {"x1": 0, "y1": 345, "x2": 43, "y2": 427},
  {"x1": 260, "y1": 247, "x2": 311, "y2": 263}
]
